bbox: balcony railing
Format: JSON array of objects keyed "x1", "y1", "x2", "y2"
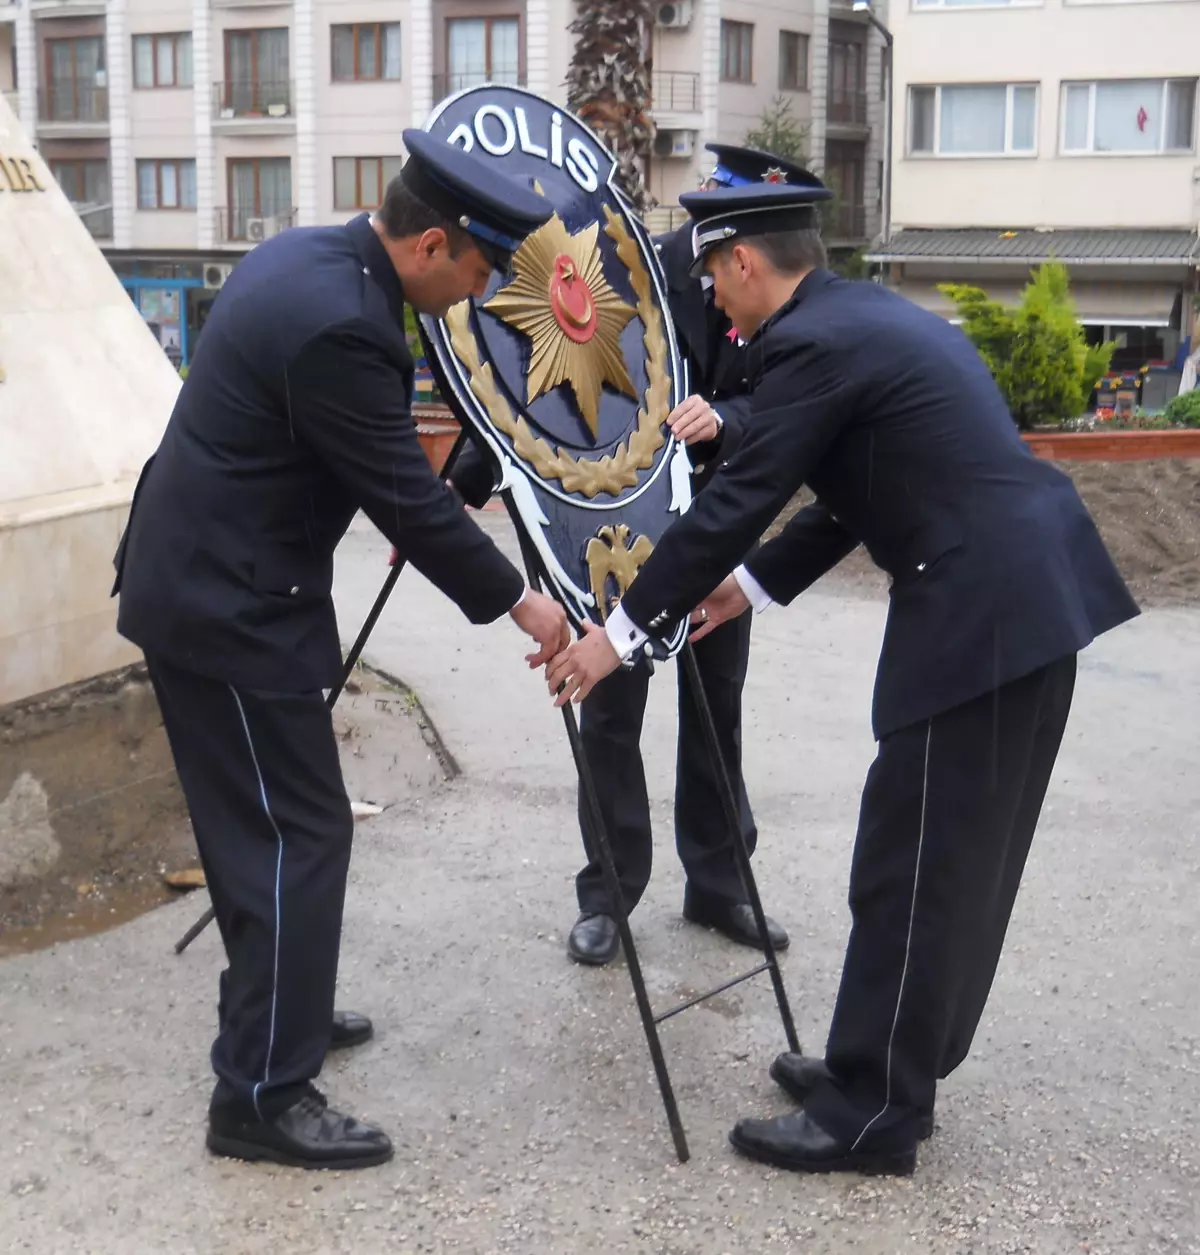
[
  {"x1": 432, "y1": 71, "x2": 525, "y2": 103},
  {"x1": 827, "y1": 87, "x2": 868, "y2": 126},
  {"x1": 214, "y1": 205, "x2": 296, "y2": 244},
  {"x1": 74, "y1": 200, "x2": 113, "y2": 239},
  {"x1": 826, "y1": 201, "x2": 867, "y2": 240},
  {"x1": 650, "y1": 70, "x2": 699, "y2": 114},
  {"x1": 213, "y1": 79, "x2": 293, "y2": 120},
  {"x1": 38, "y1": 82, "x2": 108, "y2": 123}
]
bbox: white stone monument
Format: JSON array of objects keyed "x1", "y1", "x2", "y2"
[{"x1": 0, "y1": 94, "x2": 181, "y2": 706}]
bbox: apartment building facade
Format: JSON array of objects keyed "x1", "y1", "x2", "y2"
[
  {"x1": 867, "y1": 0, "x2": 1200, "y2": 371},
  {"x1": 1, "y1": 0, "x2": 886, "y2": 366}
]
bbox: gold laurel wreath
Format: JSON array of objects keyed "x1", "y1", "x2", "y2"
[{"x1": 445, "y1": 205, "x2": 669, "y2": 499}]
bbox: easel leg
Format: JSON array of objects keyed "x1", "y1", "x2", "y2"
[
  {"x1": 514, "y1": 530, "x2": 689, "y2": 1163},
  {"x1": 678, "y1": 639, "x2": 801, "y2": 1055}
]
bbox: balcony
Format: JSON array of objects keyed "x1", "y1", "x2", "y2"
[
  {"x1": 825, "y1": 201, "x2": 868, "y2": 242},
  {"x1": 214, "y1": 205, "x2": 296, "y2": 247},
  {"x1": 37, "y1": 83, "x2": 109, "y2": 137},
  {"x1": 432, "y1": 71, "x2": 525, "y2": 105},
  {"x1": 212, "y1": 81, "x2": 296, "y2": 135},
  {"x1": 649, "y1": 69, "x2": 701, "y2": 133},
  {"x1": 827, "y1": 87, "x2": 868, "y2": 129},
  {"x1": 650, "y1": 71, "x2": 699, "y2": 114}
]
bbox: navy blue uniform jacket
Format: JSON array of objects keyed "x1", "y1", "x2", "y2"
[
  {"x1": 113, "y1": 213, "x2": 524, "y2": 692},
  {"x1": 621, "y1": 269, "x2": 1139, "y2": 738}
]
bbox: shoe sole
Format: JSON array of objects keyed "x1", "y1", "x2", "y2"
[
  {"x1": 682, "y1": 911, "x2": 791, "y2": 951},
  {"x1": 768, "y1": 1059, "x2": 934, "y2": 1141},
  {"x1": 206, "y1": 1130, "x2": 394, "y2": 1170},
  {"x1": 728, "y1": 1127, "x2": 916, "y2": 1176},
  {"x1": 567, "y1": 944, "x2": 619, "y2": 967},
  {"x1": 327, "y1": 1026, "x2": 374, "y2": 1051}
]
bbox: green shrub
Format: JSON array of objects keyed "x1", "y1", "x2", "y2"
[
  {"x1": 1162, "y1": 388, "x2": 1200, "y2": 428},
  {"x1": 939, "y1": 262, "x2": 1115, "y2": 430}
]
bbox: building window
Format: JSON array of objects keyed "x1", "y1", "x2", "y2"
[
  {"x1": 444, "y1": 17, "x2": 520, "y2": 94},
  {"x1": 227, "y1": 157, "x2": 292, "y2": 240},
  {"x1": 223, "y1": 28, "x2": 290, "y2": 115},
  {"x1": 778, "y1": 31, "x2": 808, "y2": 92},
  {"x1": 49, "y1": 158, "x2": 111, "y2": 235},
  {"x1": 331, "y1": 23, "x2": 401, "y2": 82},
  {"x1": 137, "y1": 159, "x2": 197, "y2": 209},
  {"x1": 43, "y1": 36, "x2": 106, "y2": 122},
  {"x1": 1062, "y1": 79, "x2": 1196, "y2": 154},
  {"x1": 132, "y1": 33, "x2": 193, "y2": 88},
  {"x1": 720, "y1": 20, "x2": 753, "y2": 84},
  {"x1": 334, "y1": 156, "x2": 404, "y2": 210},
  {"x1": 910, "y1": 84, "x2": 1037, "y2": 156}
]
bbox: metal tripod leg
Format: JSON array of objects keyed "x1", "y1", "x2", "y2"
[
  {"x1": 173, "y1": 430, "x2": 471, "y2": 955},
  {"x1": 561, "y1": 701, "x2": 691, "y2": 1163},
  {"x1": 678, "y1": 639, "x2": 800, "y2": 1054}
]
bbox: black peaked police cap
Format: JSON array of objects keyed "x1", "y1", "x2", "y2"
[{"x1": 679, "y1": 180, "x2": 834, "y2": 278}]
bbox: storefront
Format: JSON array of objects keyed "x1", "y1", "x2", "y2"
[{"x1": 104, "y1": 257, "x2": 221, "y2": 370}]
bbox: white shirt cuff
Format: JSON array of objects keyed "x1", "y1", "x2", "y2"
[
  {"x1": 733, "y1": 564, "x2": 773, "y2": 613},
  {"x1": 510, "y1": 586, "x2": 528, "y2": 611},
  {"x1": 604, "y1": 602, "x2": 648, "y2": 661}
]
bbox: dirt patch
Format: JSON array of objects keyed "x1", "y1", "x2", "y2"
[
  {"x1": 0, "y1": 664, "x2": 452, "y2": 958},
  {"x1": 766, "y1": 458, "x2": 1200, "y2": 607}
]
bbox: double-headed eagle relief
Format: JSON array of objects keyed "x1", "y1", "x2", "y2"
[{"x1": 421, "y1": 86, "x2": 691, "y2": 652}]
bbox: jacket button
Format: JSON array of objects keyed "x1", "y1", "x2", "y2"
[
  {"x1": 290, "y1": 585, "x2": 300, "y2": 595},
  {"x1": 916, "y1": 563, "x2": 926, "y2": 573}
]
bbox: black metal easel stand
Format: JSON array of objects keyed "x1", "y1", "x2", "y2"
[{"x1": 515, "y1": 534, "x2": 798, "y2": 1164}]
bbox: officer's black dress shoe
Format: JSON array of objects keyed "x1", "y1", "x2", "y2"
[
  {"x1": 329, "y1": 1009, "x2": 373, "y2": 1051},
  {"x1": 568, "y1": 912, "x2": 620, "y2": 965},
  {"x1": 682, "y1": 894, "x2": 789, "y2": 951},
  {"x1": 729, "y1": 1109, "x2": 917, "y2": 1176},
  {"x1": 207, "y1": 1088, "x2": 393, "y2": 1170},
  {"x1": 769, "y1": 1052, "x2": 934, "y2": 1140}
]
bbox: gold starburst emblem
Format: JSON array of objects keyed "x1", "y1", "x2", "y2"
[{"x1": 484, "y1": 214, "x2": 638, "y2": 440}]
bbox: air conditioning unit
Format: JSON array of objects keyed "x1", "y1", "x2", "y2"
[
  {"x1": 204, "y1": 262, "x2": 235, "y2": 289},
  {"x1": 656, "y1": 0, "x2": 693, "y2": 28},
  {"x1": 246, "y1": 217, "x2": 267, "y2": 242},
  {"x1": 653, "y1": 128, "x2": 696, "y2": 159}
]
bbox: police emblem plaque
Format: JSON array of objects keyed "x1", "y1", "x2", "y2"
[{"x1": 420, "y1": 86, "x2": 691, "y2": 657}]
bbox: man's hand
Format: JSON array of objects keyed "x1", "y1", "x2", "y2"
[
  {"x1": 510, "y1": 589, "x2": 571, "y2": 668},
  {"x1": 667, "y1": 394, "x2": 722, "y2": 446},
  {"x1": 545, "y1": 621, "x2": 621, "y2": 706},
  {"x1": 689, "y1": 575, "x2": 751, "y2": 643}
]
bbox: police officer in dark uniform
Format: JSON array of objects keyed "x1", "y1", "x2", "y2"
[
  {"x1": 113, "y1": 131, "x2": 567, "y2": 1170},
  {"x1": 547, "y1": 180, "x2": 1139, "y2": 1174},
  {"x1": 450, "y1": 144, "x2": 803, "y2": 966}
]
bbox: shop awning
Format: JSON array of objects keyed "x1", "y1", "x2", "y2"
[{"x1": 865, "y1": 228, "x2": 1200, "y2": 267}]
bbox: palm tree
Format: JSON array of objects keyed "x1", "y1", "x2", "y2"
[{"x1": 567, "y1": 0, "x2": 656, "y2": 213}]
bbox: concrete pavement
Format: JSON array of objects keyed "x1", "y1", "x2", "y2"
[{"x1": 2, "y1": 510, "x2": 1198, "y2": 1254}]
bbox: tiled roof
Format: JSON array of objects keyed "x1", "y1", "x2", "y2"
[{"x1": 865, "y1": 228, "x2": 1200, "y2": 265}]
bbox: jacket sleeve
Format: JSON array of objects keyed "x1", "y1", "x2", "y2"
[
  {"x1": 286, "y1": 319, "x2": 524, "y2": 623},
  {"x1": 744, "y1": 501, "x2": 859, "y2": 604},
  {"x1": 447, "y1": 440, "x2": 498, "y2": 510},
  {"x1": 621, "y1": 336, "x2": 854, "y2": 635}
]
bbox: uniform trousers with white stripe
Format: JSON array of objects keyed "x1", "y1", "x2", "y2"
[
  {"x1": 147, "y1": 656, "x2": 354, "y2": 1121},
  {"x1": 804, "y1": 653, "x2": 1078, "y2": 1150}
]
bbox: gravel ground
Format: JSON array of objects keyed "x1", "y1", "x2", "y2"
[{"x1": 1, "y1": 512, "x2": 1197, "y2": 1255}]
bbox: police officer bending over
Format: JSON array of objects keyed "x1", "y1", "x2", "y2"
[
  {"x1": 547, "y1": 179, "x2": 1138, "y2": 1175},
  {"x1": 112, "y1": 131, "x2": 567, "y2": 1171}
]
